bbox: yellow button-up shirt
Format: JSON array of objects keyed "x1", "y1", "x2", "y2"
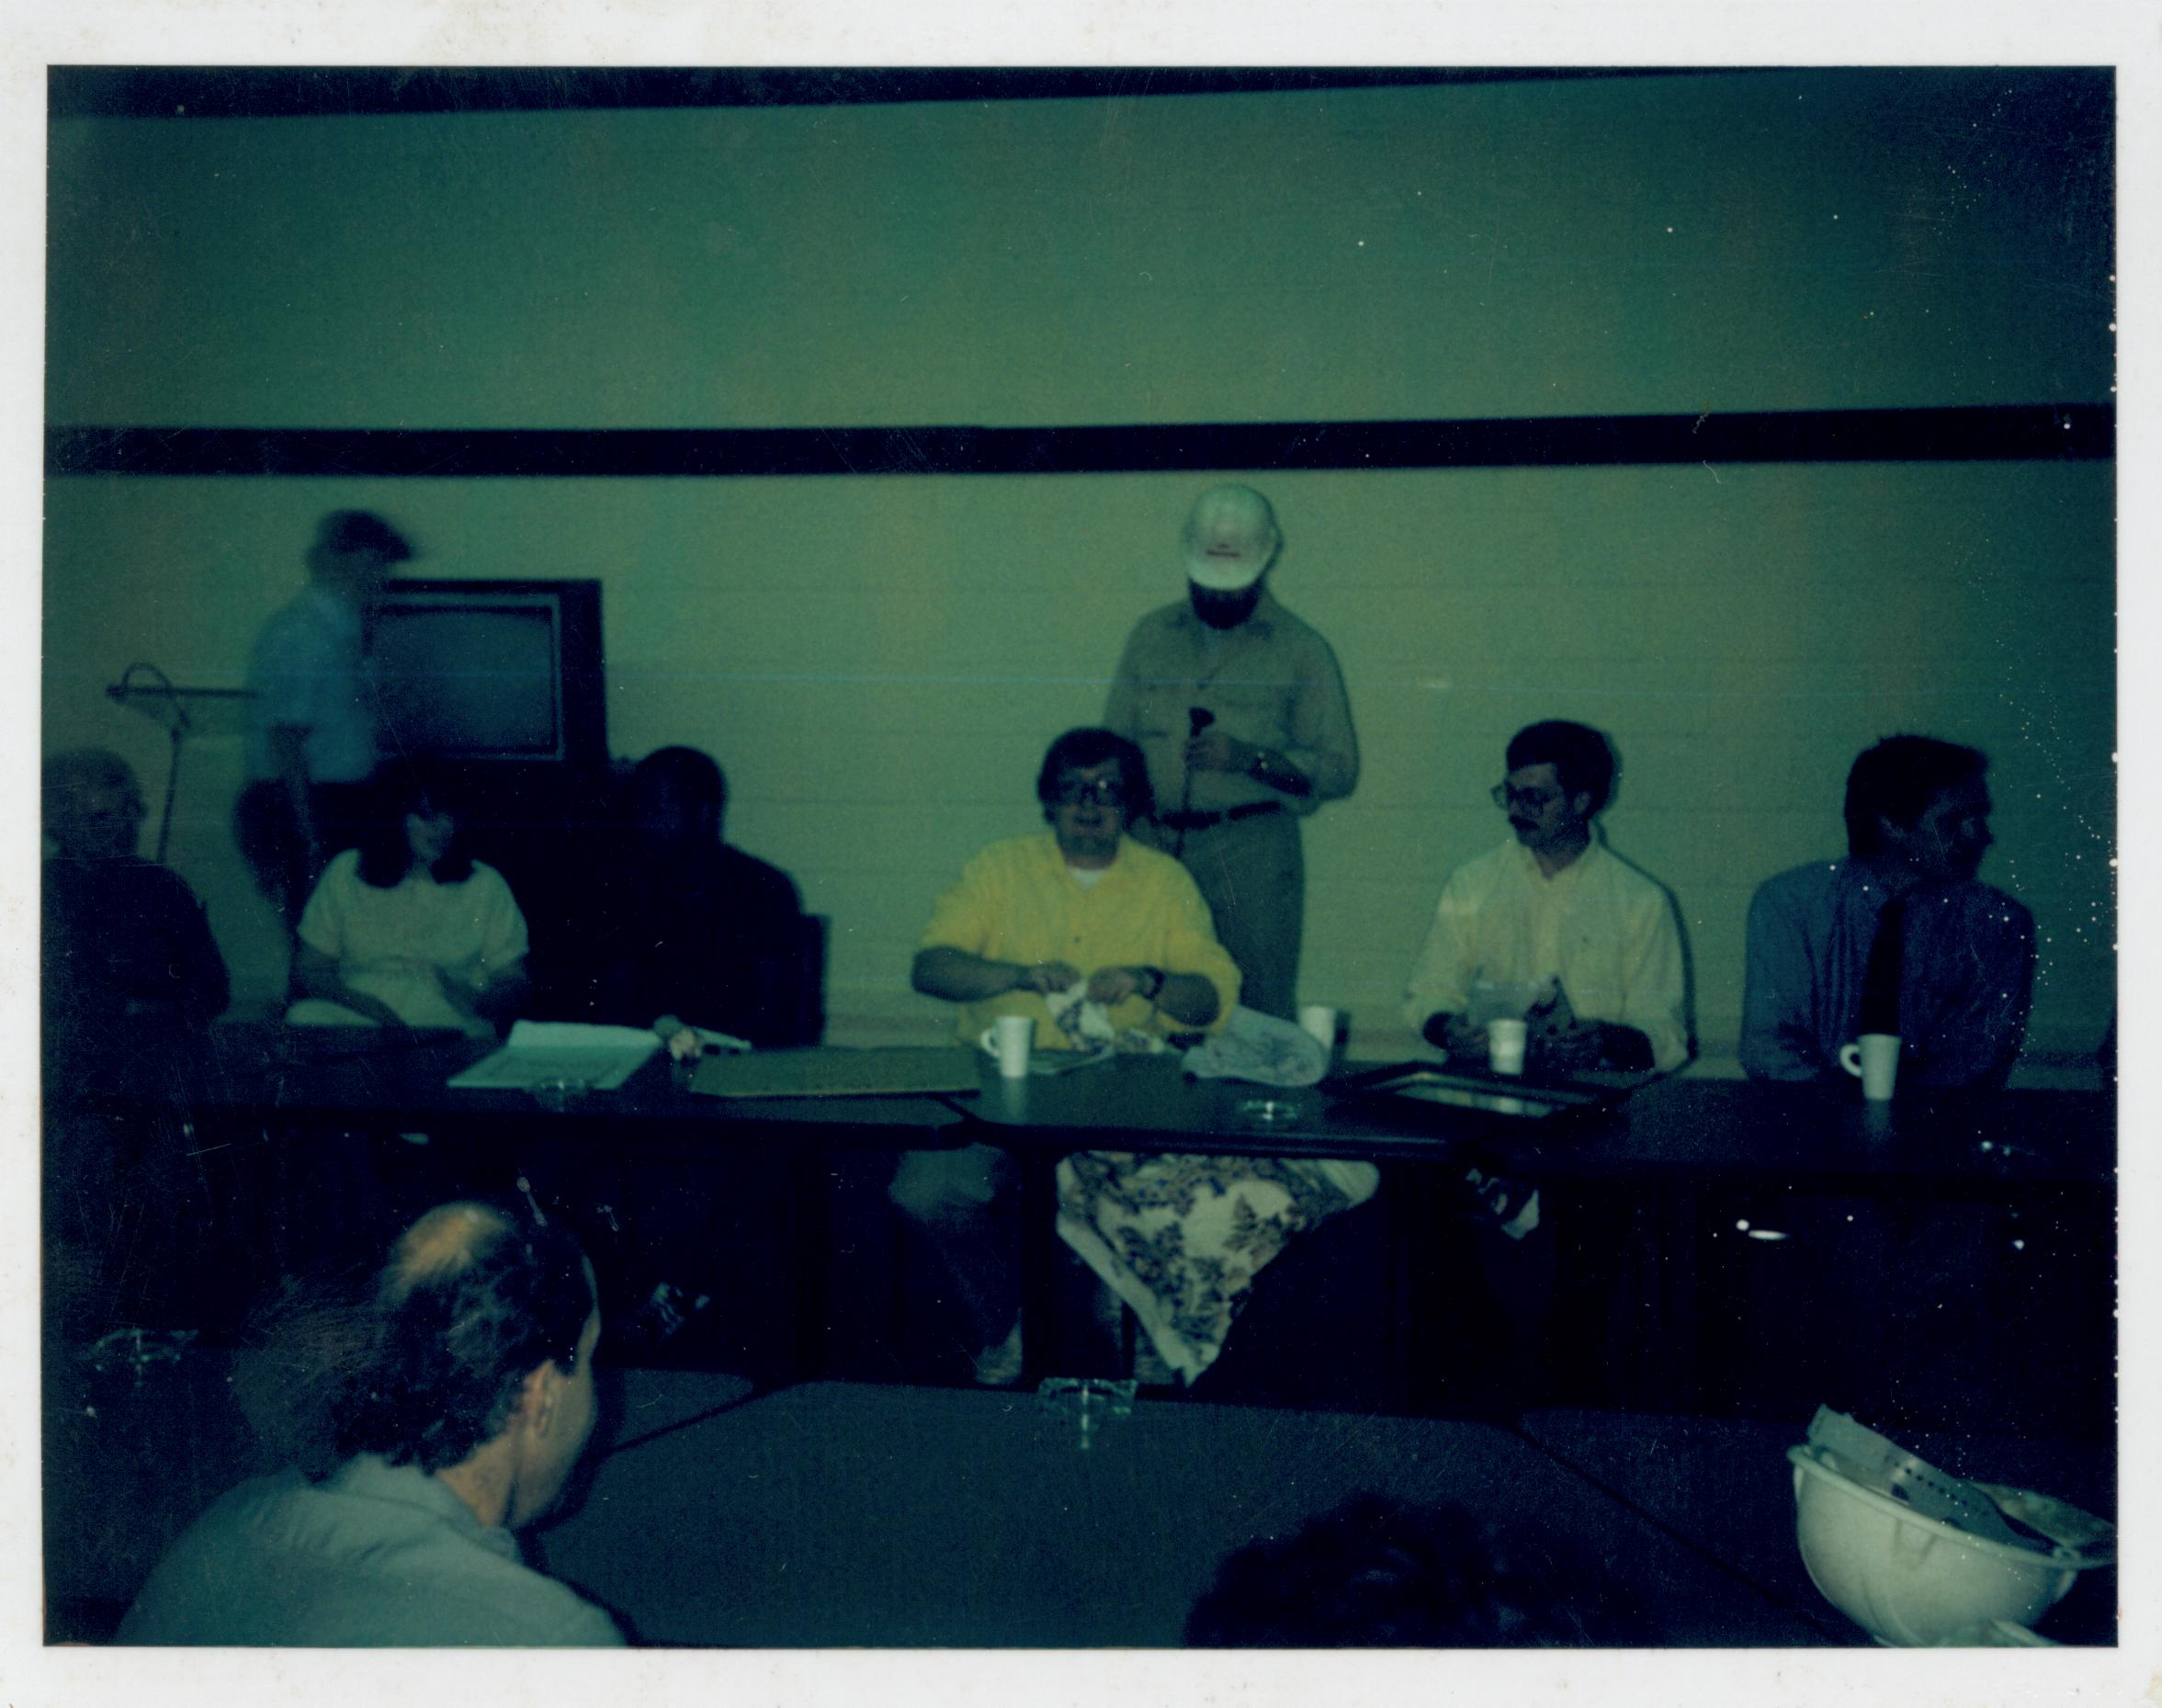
[{"x1": 919, "y1": 832, "x2": 1242, "y2": 1048}]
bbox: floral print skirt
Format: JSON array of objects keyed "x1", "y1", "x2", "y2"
[{"x1": 1055, "y1": 1150, "x2": 1379, "y2": 1386}]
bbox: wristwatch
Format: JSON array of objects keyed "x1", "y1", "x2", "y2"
[{"x1": 1137, "y1": 966, "x2": 1167, "y2": 1002}]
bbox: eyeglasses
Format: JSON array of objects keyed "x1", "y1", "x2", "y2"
[
  {"x1": 1491, "y1": 782, "x2": 1563, "y2": 813},
  {"x1": 1052, "y1": 778, "x2": 1128, "y2": 809}
]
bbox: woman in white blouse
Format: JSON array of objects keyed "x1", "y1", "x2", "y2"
[{"x1": 286, "y1": 765, "x2": 530, "y2": 1037}]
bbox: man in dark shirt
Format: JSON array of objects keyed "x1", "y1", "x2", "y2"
[
  {"x1": 595, "y1": 746, "x2": 815, "y2": 1047},
  {"x1": 43, "y1": 748, "x2": 231, "y2": 1331},
  {"x1": 43, "y1": 747, "x2": 229, "y2": 1049}
]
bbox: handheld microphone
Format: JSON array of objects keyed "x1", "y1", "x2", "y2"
[{"x1": 1172, "y1": 709, "x2": 1217, "y2": 857}]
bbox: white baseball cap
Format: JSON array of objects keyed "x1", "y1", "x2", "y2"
[{"x1": 1181, "y1": 483, "x2": 1281, "y2": 591}]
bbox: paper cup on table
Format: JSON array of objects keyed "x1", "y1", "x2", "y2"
[
  {"x1": 1488, "y1": 1017, "x2": 1528, "y2": 1077},
  {"x1": 1839, "y1": 1033, "x2": 1900, "y2": 1101},
  {"x1": 980, "y1": 1014, "x2": 1035, "y2": 1080},
  {"x1": 1296, "y1": 1004, "x2": 1339, "y2": 1057}
]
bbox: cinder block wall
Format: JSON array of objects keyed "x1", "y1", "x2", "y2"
[{"x1": 43, "y1": 72, "x2": 2114, "y2": 1066}]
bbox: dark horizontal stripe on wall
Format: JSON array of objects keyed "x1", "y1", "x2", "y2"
[
  {"x1": 47, "y1": 406, "x2": 2111, "y2": 480},
  {"x1": 50, "y1": 65, "x2": 1738, "y2": 121}
]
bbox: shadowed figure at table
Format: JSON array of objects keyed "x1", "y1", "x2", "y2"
[
  {"x1": 42, "y1": 747, "x2": 232, "y2": 1335},
  {"x1": 43, "y1": 746, "x2": 229, "y2": 1058},
  {"x1": 590, "y1": 744, "x2": 814, "y2": 1048},
  {"x1": 893, "y1": 727, "x2": 1375, "y2": 1389},
  {"x1": 119, "y1": 1200, "x2": 625, "y2": 1646}
]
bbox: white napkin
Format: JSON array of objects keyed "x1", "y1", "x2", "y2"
[{"x1": 1180, "y1": 1005, "x2": 1330, "y2": 1087}]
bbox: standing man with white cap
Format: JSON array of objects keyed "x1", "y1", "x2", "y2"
[{"x1": 1104, "y1": 483, "x2": 1358, "y2": 1019}]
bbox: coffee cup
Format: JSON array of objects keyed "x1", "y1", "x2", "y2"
[
  {"x1": 1296, "y1": 1004, "x2": 1340, "y2": 1058},
  {"x1": 1839, "y1": 1033, "x2": 1900, "y2": 1101},
  {"x1": 979, "y1": 1014, "x2": 1034, "y2": 1080},
  {"x1": 1488, "y1": 1017, "x2": 1529, "y2": 1077}
]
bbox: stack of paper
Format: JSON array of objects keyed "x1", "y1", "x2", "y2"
[{"x1": 446, "y1": 1021, "x2": 665, "y2": 1092}]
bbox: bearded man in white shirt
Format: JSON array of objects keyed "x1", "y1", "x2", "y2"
[{"x1": 1403, "y1": 721, "x2": 1691, "y2": 1076}]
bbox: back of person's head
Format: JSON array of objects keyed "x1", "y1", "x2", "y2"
[
  {"x1": 630, "y1": 745, "x2": 726, "y2": 843},
  {"x1": 1035, "y1": 727, "x2": 1155, "y2": 821},
  {"x1": 42, "y1": 747, "x2": 146, "y2": 858},
  {"x1": 1504, "y1": 720, "x2": 1616, "y2": 815},
  {"x1": 1843, "y1": 735, "x2": 1987, "y2": 856},
  {"x1": 353, "y1": 759, "x2": 475, "y2": 888},
  {"x1": 334, "y1": 1201, "x2": 593, "y2": 1475},
  {"x1": 1184, "y1": 1493, "x2": 1598, "y2": 1647}
]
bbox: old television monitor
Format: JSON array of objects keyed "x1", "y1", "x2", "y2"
[{"x1": 370, "y1": 579, "x2": 605, "y2": 768}]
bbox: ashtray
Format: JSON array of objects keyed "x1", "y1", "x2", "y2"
[{"x1": 1038, "y1": 1376, "x2": 1138, "y2": 1450}]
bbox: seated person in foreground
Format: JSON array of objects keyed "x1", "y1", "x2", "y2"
[
  {"x1": 42, "y1": 747, "x2": 229, "y2": 1052},
  {"x1": 594, "y1": 744, "x2": 812, "y2": 1048},
  {"x1": 893, "y1": 728, "x2": 1375, "y2": 1388},
  {"x1": 1740, "y1": 734, "x2": 2035, "y2": 1087},
  {"x1": 287, "y1": 763, "x2": 530, "y2": 1037},
  {"x1": 119, "y1": 1200, "x2": 622, "y2": 1646},
  {"x1": 1403, "y1": 720, "x2": 1690, "y2": 1075}
]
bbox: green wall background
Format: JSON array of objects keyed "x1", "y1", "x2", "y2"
[{"x1": 43, "y1": 70, "x2": 2115, "y2": 1065}]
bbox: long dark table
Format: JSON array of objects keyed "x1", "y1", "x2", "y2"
[
  {"x1": 535, "y1": 1376, "x2": 1839, "y2": 1646},
  {"x1": 89, "y1": 1024, "x2": 2111, "y2": 1190},
  {"x1": 959, "y1": 1051, "x2": 2112, "y2": 1190},
  {"x1": 74, "y1": 1022, "x2": 975, "y2": 1145},
  {"x1": 948, "y1": 1057, "x2": 2112, "y2": 1415},
  {"x1": 65, "y1": 1025, "x2": 2114, "y2": 1431}
]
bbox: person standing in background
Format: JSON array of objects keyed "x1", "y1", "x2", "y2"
[
  {"x1": 1104, "y1": 483, "x2": 1358, "y2": 1019},
  {"x1": 234, "y1": 510, "x2": 413, "y2": 930}
]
